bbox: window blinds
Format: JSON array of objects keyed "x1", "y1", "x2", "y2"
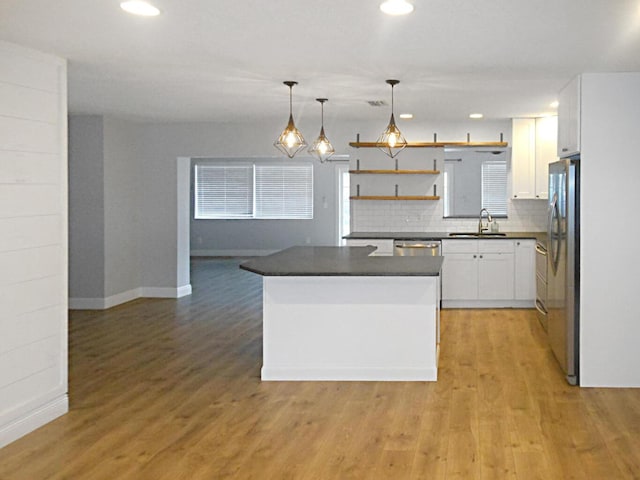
[
  {"x1": 194, "y1": 162, "x2": 313, "y2": 220},
  {"x1": 255, "y1": 164, "x2": 313, "y2": 219},
  {"x1": 481, "y1": 160, "x2": 508, "y2": 215},
  {"x1": 194, "y1": 164, "x2": 253, "y2": 219}
]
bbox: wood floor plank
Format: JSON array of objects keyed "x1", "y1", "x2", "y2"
[{"x1": 1, "y1": 259, "x2": 639, "y2": 479}]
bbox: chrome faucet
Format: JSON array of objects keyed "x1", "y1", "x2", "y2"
[{"x1": 478, "y1": 208, "x2": 493, "y2": 234}]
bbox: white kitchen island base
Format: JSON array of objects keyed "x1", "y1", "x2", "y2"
[{"x1": 261, "y1": 276, "x2": 439, "y2": 381}]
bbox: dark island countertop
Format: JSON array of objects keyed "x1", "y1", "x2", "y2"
[
  {"x1": 345, "y1": 231, "x2": 547, "y2": 245},
  {"x1": 240, "y1": 246, "x2": 444, "y2": 277}
]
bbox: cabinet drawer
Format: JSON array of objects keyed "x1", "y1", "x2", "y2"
[
  {"x1": 478, "y1": 239, "x2": 514, "y2": 253},
  {"x1": 442, "y1": 239, "x2": 478, "y2": 254}
]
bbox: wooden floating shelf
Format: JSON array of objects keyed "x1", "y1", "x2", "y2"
[
  {"x1": 349, "y1": 141, "x2": 508, "y2": 148},
  {"x1": 350, "y1": 195, "x2": 440, "y2": 201},
  {"x1": 349, "y1": 169, "x2": 440, "y2": 175}
]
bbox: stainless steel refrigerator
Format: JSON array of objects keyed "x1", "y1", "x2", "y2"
[{"x1": 547, "y1": 158, "x2": 580, "y2": 385}]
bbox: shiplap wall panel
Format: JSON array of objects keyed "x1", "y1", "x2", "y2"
[
  {"x1": 0, "y1": 216, "x2": 61, "y2": 252},
  {"x1": 0, "y1": 82, "x2": 58, "y2": 123},
  {"x1": 0, "y1": 151, "x2": 60, "y2": 185},
  {"x1": 0, "y1": 117, "x2": 59, "y2": 153},
  {"x1": 0, "y1": 336, "x2": 61, "y2": 387},
  {"x1": 0, "y1": 368, "x2": 63, "y2": 418},
  {"x1": 0, "y1": 306, "x2": 62, "y2": 355},
  {"x1": 0, "y1": 276, "x2": 63, "y2": 319},
  {"x1": 0, "y1": 185, "x2": 62, "y2": 217},
  {"x1": 0, "y1": 50, "x2": 59, "y2": 92},
  {"x1": 0, "y1": 41, "x2": 67, "y2": 448},
  {"x1": 0, "y1": 245, "x2": 62, "y2": 286}
]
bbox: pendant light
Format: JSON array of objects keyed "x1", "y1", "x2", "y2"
[
  {"x1": 377, "y1": 79, "x2": 407, "y2": 158},
  {"x1": 308, "y1": 98, "x2": 335, "y2": 163},
  {"x1": 274, "y1": 81, "x2": 307, "y2": 158}
]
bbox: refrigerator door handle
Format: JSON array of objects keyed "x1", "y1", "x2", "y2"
[
  {"x1": 535, "y1": 299, "x2": 548, "y2": 315},
  {"x1": 548, "y1": 193, "x2": 560, "y2": 274}
]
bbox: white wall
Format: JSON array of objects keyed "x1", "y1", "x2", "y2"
[
  {"x1": 0, "y1": 41, "x2": 68, "y2": 448},
  {"x1": 579, "y1": 73, "x2": 640, "y2": 387}
]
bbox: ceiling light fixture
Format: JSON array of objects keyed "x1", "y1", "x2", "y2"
[
  {"x1": 399, "y1": 113, "x2": 414, "y2": 119},
  {"x1": 120, "y1": 1, "x2": 160, "y2": 16},
  {"x1": 380, "y1": 0, "x2": 414, "y2": 15},
  {"x1": 274, "y1": 81, "x2": 307, "y2": 158},
  {"x1": 308, "y1": 98, "x2": 335, "y2": 163},
  {"x1": 377, "y1": 79, "x2": 407, "y2": 159},
  {"x1": 469, "y1": 113, "x2": 484, "y2": 119},
  {"x1": 550, "y1": 100, "x2": 559, "y2": 108}
]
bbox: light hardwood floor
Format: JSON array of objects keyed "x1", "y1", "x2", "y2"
[{"x1": 1, "y1": 258, "x2": 639, "y2": 479}]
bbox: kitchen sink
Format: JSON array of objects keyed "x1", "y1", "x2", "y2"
[{"x1": 448, "y1": 232, "x2": 507, "y2": 237}]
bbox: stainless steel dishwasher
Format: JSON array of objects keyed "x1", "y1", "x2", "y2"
[{"x1": 393, "y1": 240, "x2": 441, "y2": 256}]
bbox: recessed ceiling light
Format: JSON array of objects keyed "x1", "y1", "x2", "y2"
[
  {"x1": 399, "y1": 113, "x2": 413, "y2": 119},
  {"x1": 380, "y1": 0, "x2": 414, "y2": 16},
  {"x1": 120, "y1": 1, "x2": 160, "y2": 16},
  {"x1": 550, "y1": 100, "x2": 559, "y2": 108},
  {"x1": 469, "y1": 113, "x2": 483, "y2": 119}
]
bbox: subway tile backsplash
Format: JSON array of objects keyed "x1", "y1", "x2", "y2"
[{"x1": 351, "y1": 198, "x2": 548, "y2": 233}]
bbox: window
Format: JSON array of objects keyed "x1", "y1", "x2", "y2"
[
  {"x1": 194, "y1": 164, "x2": 253, "y2": 219},
  {"x1": 481, "y1": 160, "x2": 508, "y2": 215},
  {"x1": 194, "y1": 161, "x2": 313, "y2": 220}
]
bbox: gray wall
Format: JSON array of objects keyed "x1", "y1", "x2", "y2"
[
  {"x1": 68, "y1": 115, "x2": 105, "y2": 299},
  {"x1": 103, "y1": 116, "x2": 141, "y2": 297},
  {"x1": 69, "y1": 115, "x2": 143, "y2": 301},
  {"x1": 69, "y1": 114, "x2": 512, "y2": 300}
]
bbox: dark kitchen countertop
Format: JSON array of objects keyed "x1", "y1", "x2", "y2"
[
  {"x1": 240, "y1": 246, "x2": 444, "y2": 277},
  {"x1": 345, "y1": 231, "x2": 547, "y2": 244}
]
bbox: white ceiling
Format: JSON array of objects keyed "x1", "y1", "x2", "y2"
[{"x1": 1, "y1": 0, "x2": 640, "y2": 124}]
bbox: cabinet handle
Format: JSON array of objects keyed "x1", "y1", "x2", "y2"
[
  {"x1": 514, "y1": 195, "x2": 518, "y2": 198},
  {"x1": 473, "y1": 255, "x2": 477, "y2": 258},
  {"x1": 562, "y1": 147, "x2": 569, "y2": 152},
  {"x1": 479, "y1": 255, "x2": 483, "y2": 259},
  {"x1": 517, "y1": 241, "x2": 520, "y2": 246}
]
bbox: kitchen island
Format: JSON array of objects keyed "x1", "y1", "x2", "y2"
[{"x1": 240, "y1": 246, "x2": 443, "y2": 381}]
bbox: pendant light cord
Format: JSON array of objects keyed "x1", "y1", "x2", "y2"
[{"x1": 391, "y1": 84, "x2": 395, "y2": 115}]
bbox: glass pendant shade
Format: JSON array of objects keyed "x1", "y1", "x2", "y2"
[
  {"x1": 308, "y1": 98, "x2": 335, "y2": 163},
  {"x1": 377, "y1": 80, "x2": 407, "y2": 158},
  {"x1": 274, "y1": 81, "x2": 307, "y2": 158}
]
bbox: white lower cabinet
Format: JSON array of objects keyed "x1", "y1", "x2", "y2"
[
  {"x1": 478, "y1": 253, "x2": 515, "y2": 300},
  {"x1": 345, "y1": 238, "x2": 393, "y2": 256},
  {"x1": 442, "y1": 239, "x2": 534, "y2": 308}
]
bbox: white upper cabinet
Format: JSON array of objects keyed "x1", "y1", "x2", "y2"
[
  {"x1": 511, "y1": 116, "x2": 558, "y2": 200},
  {"x1": 557, "y1": 75, "x2": 581, "y2": 157},
  {"x1": 511, "y1": 118, "x2": 536, "y2": 199},
  {"x1": 534, "y1": 116, "x2": 558, "y2": 199}
]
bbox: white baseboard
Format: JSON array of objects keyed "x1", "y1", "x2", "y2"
[
  {"x1": 69, "y1": 284, "x2": 192, "y2": 310},
  {"x1": 441, "y1": 300, "x2": 535, "y2": 309},
  {"x1": 0, "y1": 395, "x2": 68, "y2": 449},
  {"x1": 140, "y1": 285, "x2": 192, "y2": 298},
  {"x1": 190, "y1": 249, "x2": 278, "y2": 257}
]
